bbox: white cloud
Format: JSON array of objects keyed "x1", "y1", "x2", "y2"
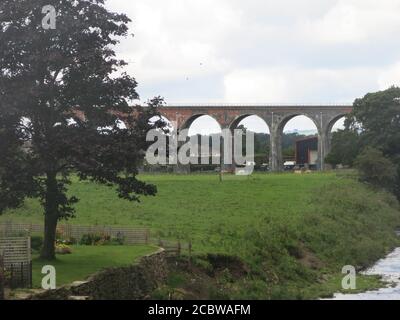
[
  {"x1": 108, "y1": 0, "x2": 237, "y2": 84},
  {"x1": 223, "y1": 69, "x2": 287, "y2": 103},
  {"x1": 299, "y1": 0, "x2": 400, "y2": 45},
  {"x1": 223, "y1": 66, "x2": 380, "y2": 104},
  {"x1": 378, "y1": 62, "x2": 400, "y2": 89},
  {"x1": 105, "y1": 0, "x2": 400, "y2": 130}
]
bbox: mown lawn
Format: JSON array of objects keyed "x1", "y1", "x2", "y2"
[{"x1": 31, "y1": 245, "x2": 157, "y2": 288}]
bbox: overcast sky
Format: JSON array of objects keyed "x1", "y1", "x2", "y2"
[{"x1": 107, "y1": 0, "x2": 400, "y2": 133}]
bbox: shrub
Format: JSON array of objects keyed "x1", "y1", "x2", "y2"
[
  {"x1": 80, "y1": 233, "x2": 101, "y2": 245},
  {"x1": 112, "y1": 232, "x2": 125, "y2": 245},
  {"x1": 355, "y1": 147, "x2": 398, "y2": 192},
  {"x1": 31, "y1": 235, "x2": 43, "y2": 252},
  {"x1": 79, "y1": 233, "x2": 111, "y2": 245},
  {"x1": 55, "y1": 243, "x2": 72, "y2": 254},
  {"x1": 109, "y1": 236, "x2": 125, "y2": 246}
]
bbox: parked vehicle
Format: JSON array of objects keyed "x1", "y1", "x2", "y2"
[{"x1": 284, "y1": 161, "x2": 296, "y2": 171}]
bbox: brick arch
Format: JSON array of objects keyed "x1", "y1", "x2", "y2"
[
  {"x1": 270, "y1": 113, "x2": 322, "y2": 172},
  {"x1": 276, "y1": 113, "x2": 321, "y2": 135},
  {"x1": 180, "y1": 114, "x2": 222, "y2": 131},
  {"x1": 229, "y1": 114, "x2": 271, "y2": 133},
  {"x1": 325, "y1": 113, "x2": 347, "y2": 136},
  {"x1": 324, "y1": 113, "x2": 348, "y2": 156}
]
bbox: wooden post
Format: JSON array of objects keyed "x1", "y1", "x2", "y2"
[
  {"x1": 10, "y1": 263, "x2": 14, "y2": 289},
  {"x1": 29, "y1": 261, "x2": 32, "y2": 289},
  {"x1": 145, "y1": 229, "x2": 149, "y2": 245},
  {"x1": 177, "y1": 240, "x2": 181, "y2": 256},
  {"x1": 0, "y1": 251, "x2": 4, "y2": 300},
  {"x1": 20, "y1": 262, "x2": 24, "y2": 288},
  {"x1": 188, "y1": 240, "x2": 192, "y2": 268},
  {"x1": 5, "y1": 220, "x2": 11, "y2": 237}
]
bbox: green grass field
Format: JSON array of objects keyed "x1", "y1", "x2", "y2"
[
  {"x1": 31, "y1": 245, "x2": 157, "y2": 288},
  {"x1": 3, "y1": 172, "x2": 400, "y2": 298},
  {"x1": 1, "y1": 173, "x2": 338, "y2": 251}
]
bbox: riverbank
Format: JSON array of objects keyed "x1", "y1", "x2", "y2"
[{"x1": 332, "y1": 247, "x2": 400, "y2": 299}]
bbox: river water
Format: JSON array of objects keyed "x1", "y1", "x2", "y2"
[{"x1": 332, "y1": 247, "x2": 400, "y2": 300}]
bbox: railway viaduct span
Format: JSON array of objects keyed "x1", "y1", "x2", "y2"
[{"x1": 157, "y1": 104, "x2": 353, "y2": 172}]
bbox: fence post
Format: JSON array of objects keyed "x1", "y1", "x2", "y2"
[
  {"x1": 20, "y1": 262, "x2": 24, "y2": 288},
  {"x1": 29, "y1": 261, "x2": 32, "y2": 289},
  {"x1": 10, "y1": 263, "x2": 14, "y2": 289},
  {"x1": 145, "y1": 229, "x2": 149, "y2": 245},
  {"x1": 0, "y1": 251, "x2": 4, "y2": 300},
  {"x1": 177, "y1": 240, "x2": 181, "y2": 256},
  {"x1": 5, "y1": 220, "x2": 12, "y2": 237}
]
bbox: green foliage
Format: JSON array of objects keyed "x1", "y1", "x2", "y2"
[
  {"x1": 301, "y1": 179, "x2": 400, "y2": 269},
  {"x1": 348, "y1": 87, "x2": 400, "y2": 198},
  {"x1": 79, "y1": 232, "x2": 124, "y2": 246},
  {"x1": 282, "y1": 146, "x2": 295, "y2": 159},
  {"x1": 55, "y1": 242, "x2": 72, "y2": 255},
  {"x1": 80, "y1": 233, "x2": 103, "y2": 246},
  {"x1": 325, "y1": 87, "x2": 400, "y2": 198},
  {"x1": 355, "y1": 147, "x2": 398, "y2": 192},
  {"x1": 325, "y1": 129, "x2": 361, "y2": 166},
  {"x1": 350, "y1": 87, "x2": 400, "y2": 159},
  {"x1": 31, "y1": 235, "x2": 44, "y2": 252},
  {"x1": 0, "y1": 0, "x2": 167, "y2": 259}
]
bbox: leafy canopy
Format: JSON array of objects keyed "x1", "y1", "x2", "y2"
[{"x1": 0, "y1": 0, "x2": 165, "y2": 221}]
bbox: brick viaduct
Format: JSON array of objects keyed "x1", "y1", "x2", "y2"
[{"x1": 155, "y1": 104, "x2": 352, "y2": 171}]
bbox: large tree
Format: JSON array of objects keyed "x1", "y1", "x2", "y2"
[
  {"x1": 348, "y1": 86, "x2": 400, "y2": 198},
  {"x1": 325, "y1": 129, "x2": 361, "y2": 167},
  {"x1": 0, "y1": 0, "x2": 165, "y2": 259},
  {"x1": 326, "y1": 87, "x2": 400, "y2": 197},
  {"x1": 349, "y1": 87, "x2": 400, "y2": 161}
]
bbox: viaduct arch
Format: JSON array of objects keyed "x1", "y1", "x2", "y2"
[{"x1": 157, "y1": 104, "x2": 352, "y2": 171}]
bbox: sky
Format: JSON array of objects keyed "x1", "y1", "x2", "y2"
[{"x1": 107, "y1": 0, "x2": 400, "y2": 133}]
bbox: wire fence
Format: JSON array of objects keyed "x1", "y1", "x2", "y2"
[
  {"x1": 0, "y1": 221, "x2": 193, "y2": 257},
  {"x1": 0, "y1": 237, "x2": 32, "y2": 289}
]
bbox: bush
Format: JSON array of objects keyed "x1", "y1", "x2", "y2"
[
  {"x1": 355, "y1": 147, "x2": 398, "y2": 192},
  {"x1": 31, "y1": 235, "x2": 43, "y2": 252},
  {"x1": 79, "y1": 232, "x2": 112, "y2": 245},
  {"x1": 110, "y1": 233, "x2": 125, "y2": 245},
  {"x1": 80, "y1": 233, "x2": 101, "y2": 245},
  {"x1": 55, "y1": 243, "x2": 72, "y2": 254},
  {"x1": 325, "y1": 129, "x2": 360, "y2": 167}
]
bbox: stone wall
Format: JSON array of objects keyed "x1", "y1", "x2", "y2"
[{"x1": 28, "y1": 248, "x2": 167, "y2": 300}]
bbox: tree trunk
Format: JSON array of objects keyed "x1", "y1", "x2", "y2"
[{"x1": 40, "y1": 172, "x2": 59, "y2": 260}]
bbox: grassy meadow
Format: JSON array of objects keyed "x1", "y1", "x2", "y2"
[
  {"x1": 2, "y1": 173, "x2": 342, "y2": 250},
  {"x1": 3, "y1": 172, "x2": 400, "y2": 298}
]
